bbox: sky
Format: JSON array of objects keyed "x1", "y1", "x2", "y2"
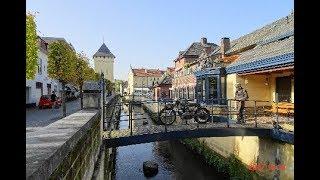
[{"x1": 27, "y1": 0, "x2": 293, "y2": 81}]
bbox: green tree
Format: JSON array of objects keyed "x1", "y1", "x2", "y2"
[
  {"x1": 48, "y1": 40, "x2": 76, "y2": 117},
  {"x1": 105, "y1": 79, "x2": 114, "y2": 94},
  {"x1": 26, "y1": 13, "x2": 38, "y2": 79},
  {"x1": 114, "y1": 80, "x2": 123, "y2": 94},
  {"x1": 94, "y1": 72, "x2": 100, "y2": 81},
  {"x1": 87, "y1": 67, "x2": 96, "y2": 81},
  {"x1": 73, "y1": 52, "x2": 95, "y2": 109}
]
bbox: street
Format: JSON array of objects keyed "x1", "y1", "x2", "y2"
[{"x1": 26, "y1": 98, "x2": 81, "y2": 128}]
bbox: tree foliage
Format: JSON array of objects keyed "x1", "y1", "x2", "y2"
[
  {"x1": 105, "y1": 79, "x2": 114, "y2": 93},
  {"x1": 94, "y1": 72, "x2": 101, "y2": 81},
  {"x1": 94, "y1": 72, "x2": 114, "y2": 93},
  {"x1": 72, "y1": 52, "x2": 94, "y2": 87},
  {"x1": 72, "y1": 52, "x2": 96, "y2": 109},
  {"x1": 47, "y1": 40, "x2": 76, "y2": 83},
  {"x1": 114, "y1": 80, "x2": 123, "y2": 93},
  {"x1": 47, "y1": 40, "x2": 76, "y2": 117},
  {"x1": 86, "y1": 67, "x2": 96, "y2": 81},
  {"x1": 26, "y1": 13, "x2": 38, "y2": 79}
]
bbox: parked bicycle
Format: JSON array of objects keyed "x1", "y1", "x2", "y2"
[{"x1": 158, "y1": 99, "x2": 210, "y2": 125}]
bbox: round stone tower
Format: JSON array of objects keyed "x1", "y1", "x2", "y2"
[{"x1": 93, "y1": 43, "x2": 115, "y2": 82}]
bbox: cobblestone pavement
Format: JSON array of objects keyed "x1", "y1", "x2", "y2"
[{"x1": 26, "y1": 99, "x2": 80, "y2": 128}]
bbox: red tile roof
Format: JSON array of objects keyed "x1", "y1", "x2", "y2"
[
  {"x1": 132, "y1": 68, "x2": 165, "y2": 77},
  {"x1": 167, "y1": 67, "x2": 175, "y2": 73}
]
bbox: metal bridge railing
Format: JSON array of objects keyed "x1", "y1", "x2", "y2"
[{"x1": 102, "y1": 95, "x2": 294, "y2": 136}]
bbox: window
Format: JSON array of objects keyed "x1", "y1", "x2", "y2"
[
  {"x1": 36, "y1": 82, "x2": 43, "y2": 89},
  {"x1": 47, "y1": 84, "x2": 51, "y2": 94},
  {"x1": 196, "y1": 79, "x2": 203, "y2": 102},
  {"x1": 183, "y1": 88, "x2": 187, "y2": 99},
  {"x1": 276, "y1": 76, "x2": 292, "y2": 102},
  {"x1": 208, "y1": 77, "x2": 218, "y2": 103},
  {"x1": 189, "y1": 87, "x2": 194, "y2": 100},
  {"x1": 38, "y1": 59, "x2": 43, "y2": 75},
  {"x1": 36, "y1": 82, "x2": 43, "y2": 96}
]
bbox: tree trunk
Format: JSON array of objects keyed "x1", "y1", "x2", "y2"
[
  {"x1": 62, "y1": 82, "x2": 67, "y2": 117},
  {"x1": 80, "y1": 85, "x2": 83, "y2": 109}
]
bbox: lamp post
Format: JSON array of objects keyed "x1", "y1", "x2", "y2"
[{"x1": 141, "y1": 78, "x2": 144, "y2": 96}]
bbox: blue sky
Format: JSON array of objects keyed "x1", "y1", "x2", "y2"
[{"x1": 27, "y1": 0, "x2": 293, "y2": 80}]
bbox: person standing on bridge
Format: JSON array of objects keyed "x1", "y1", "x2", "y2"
[{"x1": 235, "y1": 83, "x2": 249, "y2": 124}]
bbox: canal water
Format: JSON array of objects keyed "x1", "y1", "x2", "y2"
[{"x1": 112, "y1": 105, "x2": 228, "y2": 180}]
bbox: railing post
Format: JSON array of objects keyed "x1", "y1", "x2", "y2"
[
  {"x1": 128, "y1": 101, "x2": 131, "y2": 129},
  {"x1": 101, "y1": 73, "x2": 106, "y2": 130},
  {"x1": 157, "y1": 100, "x2": 160, "y2": 124},
  {"x1": 211, "y1": 100, "x2": 213, "y2": 124},
  {"x1": 227, "y1": 99, "x2": 230, "y2": 128},
  {"x1": 275, "y1": 93, "x2": 279, "y2": 129},
  {"x1": 197, "y1": 105, "x2": 199, "y2": 129},
  {"x1": 254, "y1": 100, "x2": 257, "y2": 128},
  {"x1": 164, "y1": 100, "x2": 167, "y2": 132},
  {"x1": 130, "y1": 100, "x2": 133, "y2": 136}
]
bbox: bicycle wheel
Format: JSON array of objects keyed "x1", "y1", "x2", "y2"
[
  {"x1": 194, "y1": 108, "x2": 210, "y2": 124},
  {"x1": 159, "y1": 109, "x2": 176, "y2": 125}
]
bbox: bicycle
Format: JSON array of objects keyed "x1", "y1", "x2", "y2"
[{"x1": 158, "y1": 99, "x2": 210, "y2": 125}]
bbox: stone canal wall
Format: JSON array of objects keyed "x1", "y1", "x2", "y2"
[
  {"x1": 50, "y1": 110, "x2": 101, "y2": 180},
  {"x1": 26, "y1": 110, "x2": 101, "y2": 180},
  {"x1": 26, "y1": 95, "x2": 118, "y2": 180}
]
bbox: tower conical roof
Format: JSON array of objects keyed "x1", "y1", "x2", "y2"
[{"x1": 93, "y1": 43, "x2": 115, "y2": 58}]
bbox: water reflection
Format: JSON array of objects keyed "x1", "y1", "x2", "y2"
[
  {"x1": 113, "y1": 105, "x2": 228, "y2": 180},
  {"x1": 114, "y1": 141, "x2": 228, "y2": 180}
]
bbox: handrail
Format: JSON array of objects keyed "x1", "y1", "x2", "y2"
[{"x1": 103, "y1": 93, "x2": 294, "y2": 135}]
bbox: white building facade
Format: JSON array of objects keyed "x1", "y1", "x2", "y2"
[{"x1": 26, "y1": 37, "x2": 62, "y2": 106}]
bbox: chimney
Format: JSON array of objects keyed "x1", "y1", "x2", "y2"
[
  {"x1": 201, "y1": 37, "x2": 207, "y2": 45},
  {"x1": 221, "y1": 37, "x2": 230, "y2": 56}
]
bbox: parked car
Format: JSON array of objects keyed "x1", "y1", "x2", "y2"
[{"x1": 38, "y1": 95, "x2": 62, "y2": 109}]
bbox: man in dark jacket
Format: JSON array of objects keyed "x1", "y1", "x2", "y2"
[
  {"x1": 235, "y1": 83, "x2": 249, "y2": 123},
  {"x1": 51, "y1": 91, "x2": 57, "y2": 102},
  {"x1": 51, "y1": 91, "x2": 57, "y2": 107}
]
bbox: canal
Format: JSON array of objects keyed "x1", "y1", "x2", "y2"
[{"x1": 112, "y1": 105, "x2": 228, "y2": 179}]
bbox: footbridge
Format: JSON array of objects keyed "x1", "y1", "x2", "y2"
[{"x1": 101, "y1": 94, "x2": 293, "y2": 148}]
